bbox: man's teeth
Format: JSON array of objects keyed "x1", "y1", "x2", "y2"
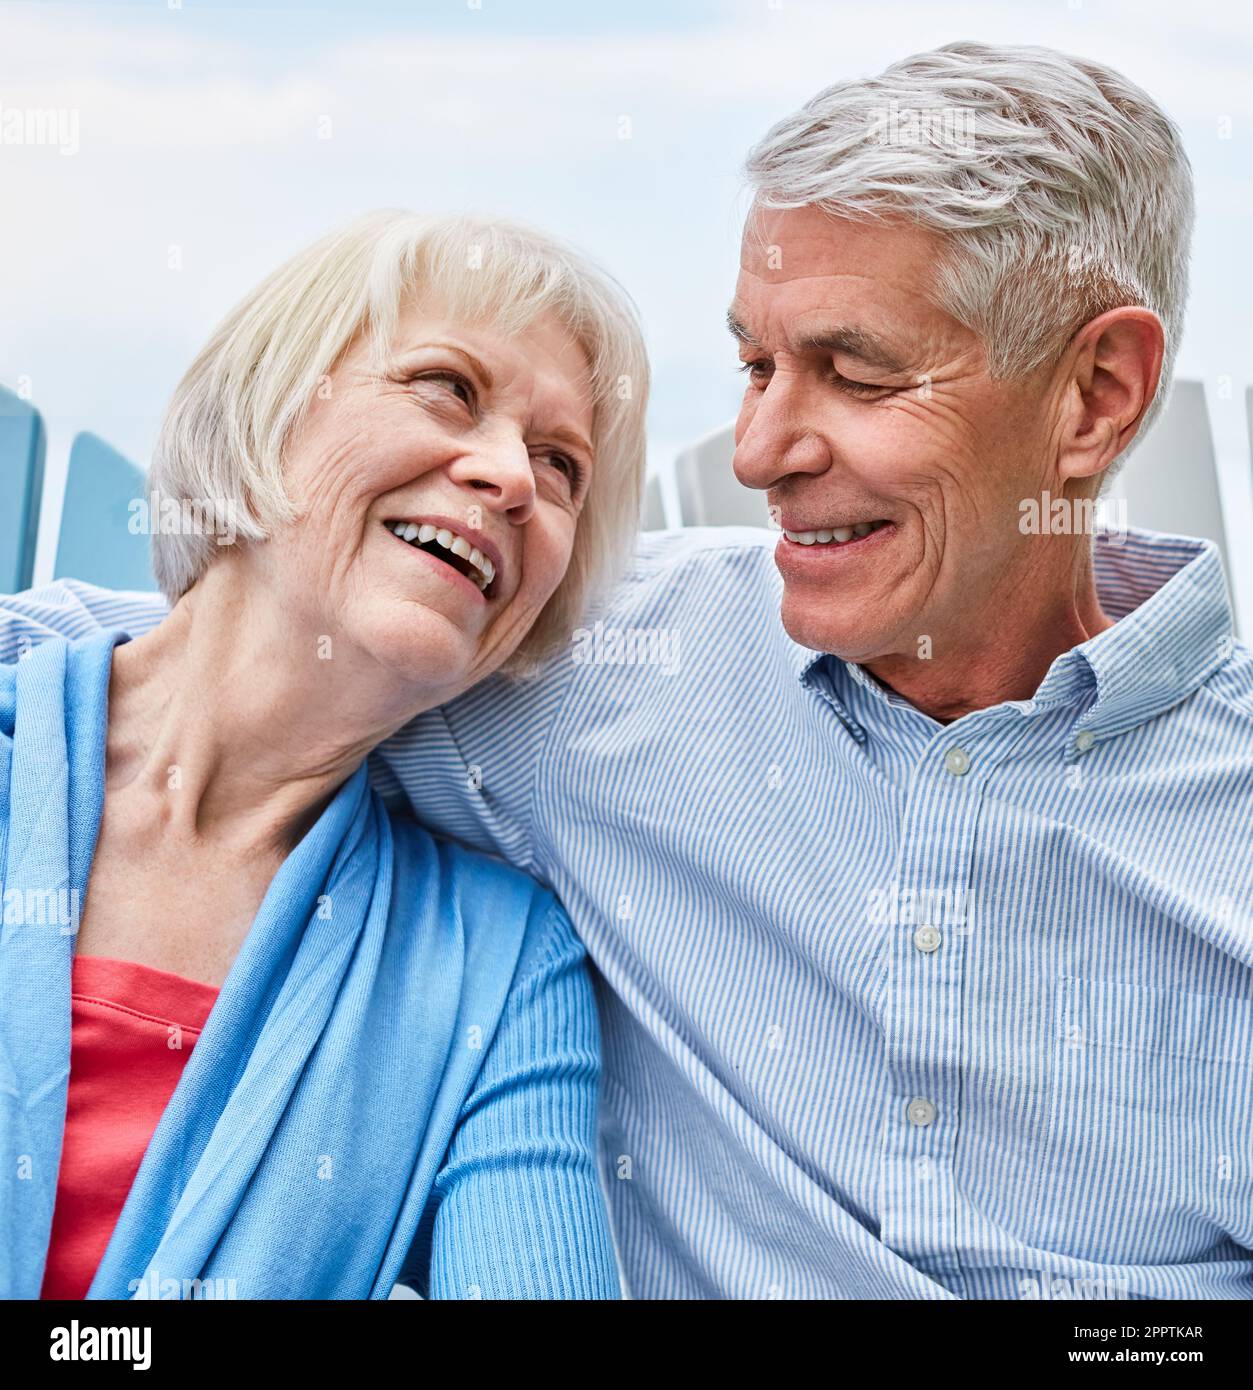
[
  {"x1": 784, "y1": 520, "x2": 887, "y2": 545},
  {"x1": 387, "y1": 520, "x2": 495, "y2": 590}
]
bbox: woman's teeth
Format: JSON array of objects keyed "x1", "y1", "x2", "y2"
[
  {"x1": 783, "y1": 520, "x2": 888, "y2": 545},
  {"x1": 386, "y1": 520, "x2": 495, "y2": 591}
]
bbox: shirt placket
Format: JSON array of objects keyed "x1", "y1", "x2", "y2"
[{"x1": 875, "y1": 708, "x2": 1035, "y2": 1295}]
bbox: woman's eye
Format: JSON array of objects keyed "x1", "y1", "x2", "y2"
[
  {"x1": 540, "y1": 451, "x2": 583, "y2": 493},
  {"x1": 412, "y1": 371, "x2": 475, "y2": 408}
]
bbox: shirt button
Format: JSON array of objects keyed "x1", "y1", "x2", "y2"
[
  {"x1": 914, "y1": 925, "x2": 942, "y2": 953},
  {"x1": 1075, "y1": 730, "x2": 1095, "y2": 752},
  {"x1": 943, "y1": 747, "x2": 971, "y2": 776},
  {"x1": 908, "y1": 1097, "x2": 937, "y2": 1127}
]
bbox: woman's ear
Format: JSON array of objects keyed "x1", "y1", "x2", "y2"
[{"x1": 1056, "y1": 307, "x2": 1165, "y2": 485}]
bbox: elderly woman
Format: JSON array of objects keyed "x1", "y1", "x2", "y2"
[{"x1": 0, "y1": 210, "x2": 648, "y2": 1300}]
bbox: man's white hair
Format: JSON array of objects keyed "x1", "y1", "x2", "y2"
[
  {"x1": 150, "y1": 209, "x2": 649, "y2": 672},
  {"x1": 743, "y1": 40, "x2": 1194, "y2": 461}
]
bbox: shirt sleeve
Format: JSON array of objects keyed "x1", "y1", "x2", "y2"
[
  {"x1": 366, "y1": 650, "x2": 576, "y2": 879},
  {"x1": 0, "y1": 579, "x2": 168, "y2": 660},
  {"x1": 411, "y1": 897, "x2": 621, "y2": 1300}
]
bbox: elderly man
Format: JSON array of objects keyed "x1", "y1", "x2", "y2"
[{"x1": 4, "y1": 41, "x2": 1251, "y2": 1299}]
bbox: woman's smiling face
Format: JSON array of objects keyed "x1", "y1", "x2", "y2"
[{"x1": 251, "y1": 300, "x2": 596, "y2": 702}]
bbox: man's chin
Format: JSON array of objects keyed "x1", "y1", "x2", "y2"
[{"x1": 778, "y1": 598, "x2": 896, "y2": 665}]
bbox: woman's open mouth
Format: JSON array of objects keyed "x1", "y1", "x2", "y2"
[{"x1": 383, "y1": 519, "x2": 497, "y2": 598}]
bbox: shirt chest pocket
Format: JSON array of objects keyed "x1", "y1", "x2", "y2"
[{"x1": 1032, "y1": 976, "x2": 1253, "y2": 1265}]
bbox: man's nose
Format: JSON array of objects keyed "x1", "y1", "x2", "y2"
[
  {"x1": 733, "y1": 377, "x2": 833, "y2": 492},
  {"x1": 446, "y1": 434, "x2": 536, "y2": 522}
]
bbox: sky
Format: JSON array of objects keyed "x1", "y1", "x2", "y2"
[{"x1": 2, "y1": 0, "x2": 1251, "y2": 620}]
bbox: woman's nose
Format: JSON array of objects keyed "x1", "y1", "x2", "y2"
[{"x1": 447, "y1": 437, "x2": 536, "y2": 520}]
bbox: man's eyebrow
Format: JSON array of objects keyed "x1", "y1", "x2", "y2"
[
  {"x1": 727, "y1": 311, "x2": 911, "y2": 373},
  {"x1": 726, "y1": 309, "x2": 759, "y2": 346},
  {"x1": 793, "y1": 326, "x2": 910, "y2": 373}
]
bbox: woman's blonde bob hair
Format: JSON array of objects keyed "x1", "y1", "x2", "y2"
[{"x1": 150, "y1": 209, "x2": 650, "y2": 672}]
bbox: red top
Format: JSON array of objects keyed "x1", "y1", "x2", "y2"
[{"x1": 40, "y1": 955, "x2": 220, "y2": 1300}]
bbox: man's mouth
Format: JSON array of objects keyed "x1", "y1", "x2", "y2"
[
  {"x1": 383, "y1": 519, "x2": 497, "y2": 595},
  {"x1": 782, "y1": 519, "x2": 890, "y2": 546}
]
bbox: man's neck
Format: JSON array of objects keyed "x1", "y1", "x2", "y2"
[{"x1": 857, "y1": 550, "x2": 1115, "y2": 725}]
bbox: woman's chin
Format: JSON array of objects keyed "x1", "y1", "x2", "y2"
[{"x1": 353, "y1": 605, "x2": 489, "y2": 694}]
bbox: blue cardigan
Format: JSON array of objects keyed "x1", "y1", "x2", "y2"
[{"x1": 0, "y1": 629, "x2": 619, "y2": 1299}]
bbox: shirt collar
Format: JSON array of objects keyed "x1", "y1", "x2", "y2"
[
  {"x1": 790, "y1": 527, "x2": 1235, "y2": 743},
  {"x1": 1057, "y1": 527, "x2": 1234, "y2": 739}
]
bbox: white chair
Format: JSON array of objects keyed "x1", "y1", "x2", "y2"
[
  {"x1": 1102, "y1": 379, "x2": 1230, "y2": 579},
  {"x1": 642, "y1": 473, "x2": 666, "y2": 530},
  {"x1": 672, "y1": 380, "x2": 1232, "y2": 581},
  {"x1": 674, "y1": 423, "x2": 766, "y2": 528}
]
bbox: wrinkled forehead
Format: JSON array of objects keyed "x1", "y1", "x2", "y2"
[{"x1": 739, "y1": 203, "x2": 941, "y2": 292}]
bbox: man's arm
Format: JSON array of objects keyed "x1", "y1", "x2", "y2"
[
  {"x1": 367, "y1": 527, "x2": 766, "y2": 873},
  {"x1": 369, "y1": 654, "x2": 574, "y2": 879}
]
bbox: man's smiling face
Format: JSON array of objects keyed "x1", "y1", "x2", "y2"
[{"x1": 730, "y1": 203, "x2": 1059, "y2": 665}]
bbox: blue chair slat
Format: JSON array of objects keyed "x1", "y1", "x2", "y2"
[
  {"x1": 0, "y1": 385, "x2": 47, "y2": 593},
  {"x1": 54, "y1": 432, "x2": 156, "y2": 591}
]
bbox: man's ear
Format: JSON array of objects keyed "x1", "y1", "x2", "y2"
[{"x1": 1056, "y1": 307, "x2": 1165, "y2": 485}]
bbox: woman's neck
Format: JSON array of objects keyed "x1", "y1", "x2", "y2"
[{"x1": 106, "y1": 564, "x2": 424, "y2": 857}]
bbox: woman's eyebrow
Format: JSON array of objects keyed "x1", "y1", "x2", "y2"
[
  {"x1": 407, "y1": 341, "x2": 495, "y2": 390},
  {"x1": 541, "y1": 422, "x2": 595, "y2": 462}
]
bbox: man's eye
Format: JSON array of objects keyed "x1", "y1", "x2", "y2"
[
  {"x1": 738, "y1": 359, "x2": 772, "y2": 385},
  {"x1": 412, "y1": 371, "x2": 475, "y2": 408},
  {"x1": 829, "y1": 372, "x2": 892, "y2": 399},
  {"x1": 738, "y1": 358, "x2": 889, "y2": 400}
]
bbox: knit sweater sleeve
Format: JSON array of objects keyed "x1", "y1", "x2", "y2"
[{"x1": 412, "y1": 896, "x2": 621, "y2": 1300}]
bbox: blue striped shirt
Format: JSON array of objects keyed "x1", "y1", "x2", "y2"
[{"x1": 2, "y1": 524, "x2": 1251, "y2": 1300}]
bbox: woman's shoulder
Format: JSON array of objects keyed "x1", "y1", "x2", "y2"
[
  {"x1": 385, "y1": 810, "x2": 581, "y2": 979},
  {"x1": 0, "y1": 628, "x2": 124, "y2": 741},
  {"x1": 384, "y1": 813, "x2": 589, "y2": 1065}
]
